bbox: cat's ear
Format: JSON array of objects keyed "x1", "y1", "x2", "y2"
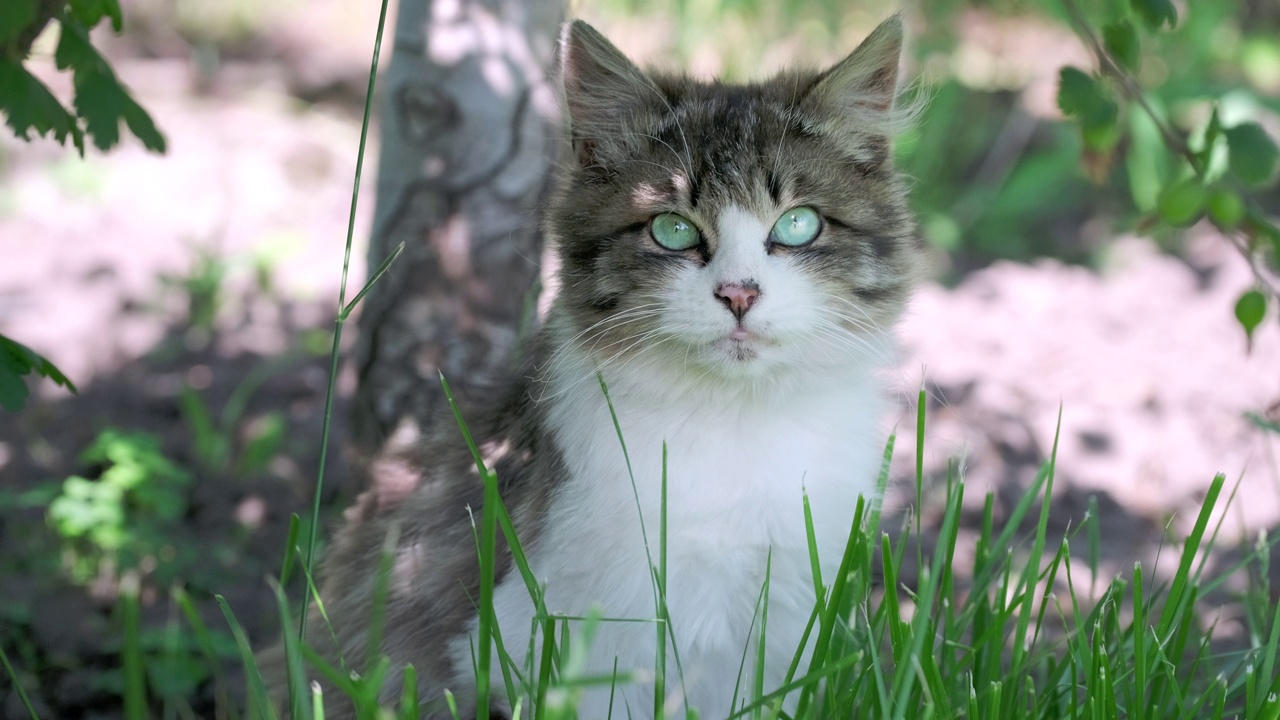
[
  {"x1": 559, "y1": 20, "x2": 664, "y2": 169},
  {"x1": 800, "y1": 15, "x2": 909, "y2": 171}
]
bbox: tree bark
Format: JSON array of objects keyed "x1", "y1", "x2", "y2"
[{"x1": 354, "y1": 0, "x2": 563, "y2": 451}]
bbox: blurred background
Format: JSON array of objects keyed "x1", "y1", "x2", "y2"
[{"x1": 1, "y1": 0, "x2": 1278, "y2": 716}]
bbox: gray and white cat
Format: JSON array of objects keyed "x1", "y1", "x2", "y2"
[{"x1": 268, "y1": 15, "x2": 921, "y2": 720}]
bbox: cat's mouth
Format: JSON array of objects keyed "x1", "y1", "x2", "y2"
[{"x1": 717, "y1": 326, "x2": 774, "y2": 363}]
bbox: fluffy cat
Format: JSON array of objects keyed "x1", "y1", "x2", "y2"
[{"x1": 265, "y1": 15, "x2": 921, "y2": 720}]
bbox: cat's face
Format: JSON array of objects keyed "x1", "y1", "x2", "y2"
[{"x1": 549, "y1": 18, "x2": 921, "y2": 380}]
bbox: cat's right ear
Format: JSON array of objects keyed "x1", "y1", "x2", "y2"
[{"x1": 559, "y1": 20, "x2": 663, "y2": 169}]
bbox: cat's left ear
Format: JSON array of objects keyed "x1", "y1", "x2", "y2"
[
  {"x1": 559, "y1": 20, "x2": 665, "y2": 169},
  {"x1": 800, "y1": 14, "x2": 908, "y2": 170}
]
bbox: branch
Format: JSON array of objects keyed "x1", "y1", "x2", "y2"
[
  {"x1": 1059, "y1": 0, "x2": 1280, "y2": 299},
  {"x1": 1058, "y1": 0, "x2": 1198, "y2": 169}
]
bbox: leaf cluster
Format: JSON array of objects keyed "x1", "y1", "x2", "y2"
[
  {"x1": 1056, "y1": 0, "x2": 1279, "y2": 344},
  {"x1": 46, "y1": 430, "x2": 192, "y2": 581},
  {"x1": 0, "y1": 0, "x2": 165, "y2": 154}
]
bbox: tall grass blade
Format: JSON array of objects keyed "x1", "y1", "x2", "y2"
[
  {"x1": 596, "y1": 372, "x2": 688, "y2": 702},
  {"x1": 802, "y1": 489, "x2": 823, "y2": 599},
  {"x1": 752, "y1": 550, "x2": 773, "y2": 718},
  {"x1": 173, "y1": 587, "x2": 238, "y2": 720},
  {"x1": 475, "y1": 463, "x2": 501, "y2": 719},
  {"x1": 311, "y1": 683, "x2": 325, "y2": 720},
  {"x1": 216, "y1": 594, "x2": 276, "y2": 720},
  {"x1": 730, "y1": 573, "x2": 770, "y2": 717},
  {"x1": 0, "y1": 642, "x2": 40, "y2": 720},
  {"x1": 1256, "y1": 596, "x2": 1280, "y2": 718},
  {"x1": 266, "y1": 578, "x2": 308, "y2": 720},
  {"x1": 400, "y1": 665, "x2": 419, "y2": 720},
  {"x1": 654, "y1": 442, "x2": 669, "y2": 720},
  {"x1": 299, "y1": 0, "x2": 393, "y2": 647},
  {"x1": 120, "y1": 573, "x2": 147, "y2": 720},
  {"x1": 279, "y1": 513, "x2": 301, "y2": 587},
  {"x1": 914, "y1": 388, "x2": 925, "y2": 574},
  {"x1": 342, "y1": 241, "x2": 406, "y2": 319},
  {"x1": 1009, "y1": 409, "x2": 1061, "y2": 682},
  {"x1": 795, "y1": 496, "x2": 866, "y2": 718},
  {"x1": 728, "y1": 650, "x2": 864, "y2": 719},
  {"x1": 1156, "y1": 473, "x2": 1224, "y2": 637}
]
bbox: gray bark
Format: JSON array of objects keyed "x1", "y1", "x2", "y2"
[{"x1": 354, "y1": 0, "x2": 564, "y2": 450}]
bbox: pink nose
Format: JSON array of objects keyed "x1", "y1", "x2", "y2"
[{"x1": 715, "y1": 282, "x2": 760, "y2": 321}]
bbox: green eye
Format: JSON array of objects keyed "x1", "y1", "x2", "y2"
[
  {"x1": 651, "y1": 213, "x2": 701, "y2": 251},
  {"x1": 771, "y1": 207, "x2": 821, "y2": 247}
]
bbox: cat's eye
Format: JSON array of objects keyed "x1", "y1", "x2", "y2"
[
  {"x1": 650, "y1": 213, "x2": 701, "y2": 251},
  {"x1": 771, "y1": 207, "x2": 822, "y2": 247}
]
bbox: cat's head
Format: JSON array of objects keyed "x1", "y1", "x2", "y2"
[{"x1": 547, "y1": 17, "x2": 922, "y2": 381}]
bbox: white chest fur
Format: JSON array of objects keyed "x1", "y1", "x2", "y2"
[{"x1": 450, "y1": 346, "x2": 888, "y2": 718}]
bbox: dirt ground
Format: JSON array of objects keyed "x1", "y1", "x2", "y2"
[{"x1": 2, "y1": 8, "x2": 1279, "y2": 718}]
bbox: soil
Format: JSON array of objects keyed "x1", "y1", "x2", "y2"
[{"x1": 1, "y1": 10, "x2": 1279, "y2": 719}]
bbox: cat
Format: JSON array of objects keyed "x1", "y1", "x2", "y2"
[{"x1": 264, "y1": 14, "x2": 922, "y2": 720}]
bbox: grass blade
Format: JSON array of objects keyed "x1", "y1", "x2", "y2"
[
  {"x1": 173, "y1": 587, "x2": 238, "y2": 720},
  {"x1": 120, "y1": 573, "x2": 148, "y2": 720},
  {"x1": 0, "y1": 642, "x2": 40, "y2": 720},
  {"x1": 216, "y1": 594, "x2": 276, "y2": 720},
  {"x1": 342, "y1": 242, "x2": 406, "y2": 320},
  {"x1": 298, "y1": 0, "x2": 393, "y2": 648},
  {"x1": 1156, "y1": 473, "x2": 1224, "y2": 637},
  {"x1": 279, "y1": 513, "x2": 301, "y2": 587}
]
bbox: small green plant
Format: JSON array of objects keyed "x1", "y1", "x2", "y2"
[
  {"x1": 47, "y1": 430, "x2": 190, "y2": 583},
  {"x1": 180, "y1": 371, "x2": 287, "y2": 477}
]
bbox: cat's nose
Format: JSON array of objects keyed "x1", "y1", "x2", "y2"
[{"x1": 715, "y1": 281, "x2": 760, "y2": 321}]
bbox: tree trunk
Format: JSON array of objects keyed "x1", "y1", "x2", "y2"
[{"x1": 353, "y1": 0, "x2": 563, "y2": 451}]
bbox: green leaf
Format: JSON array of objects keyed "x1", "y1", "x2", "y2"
[
  {"x1": 1224, "y1": 122, "x2": 1280, "y2": 187},
  {"x1": 1103, "y1": 21, "x2": 1140, "y2": 72},
  {"x1": 118, "y1": 91, "x2": 166, "y2": 152},
  {"x1": 69, "y1": 0, "x2": 125, "y2": 32},
  {"x1": 73, "y1": 64, "x2": 167, "y2": 153},
  {"x1": 0, "y1": 337, "x2": 36, "y2": 376},
  {"x1": 0, "y1": 0, "x2": 38, "y2": 46},
  {"x1": 1057, "y1": 67, "x2": 1108, "y2": 122},
  {"x1": 1207, "y1": 188, "x2": 1246, "y2": 230},
  {"x1": 1131, "y1": 0, "x2": 1177, "y2": 30},
  {"x1": 1057, "y1": 67, "x2": 1117, "y2": 146},
  {"x1": 0, "y1": 60, "x2": 82, "y2": 148},
  {"x1": 54, "y1": 17, "x2": 107, "y2": 73},
  {"x1": 1156, "y1": 177, "x2": 1206, "y2": 227},
  {"x1": 0, "y1": 368, "x2": 29, "y2": 412},
  {"x1": 1234, "y1": 289, "x2": 1268, "y2": 347},
  {"x1": 55, "y1": 21, "x2": 166, "y2": 153},
  {"x1": 0, "y1": 334, "x2": 77, "y2": 411}
]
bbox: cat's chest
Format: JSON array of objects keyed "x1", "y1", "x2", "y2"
[
  {"x1": 460, "y1": 361, "x2": 888, "y2": 711},
  {"x1": 540, "y1": 364, "x2": 885, "y2": 583}
]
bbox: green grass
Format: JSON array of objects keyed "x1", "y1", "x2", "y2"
[{"x1": 218, "y1": 382, "x2": 1278, "y2": 720}]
